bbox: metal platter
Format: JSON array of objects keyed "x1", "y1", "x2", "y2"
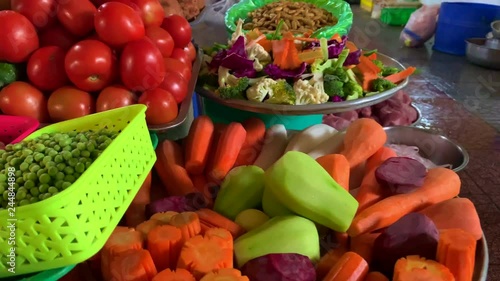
[
  {"x1": 196, "y1": 52, "x2": 410, "y2": 115},
  {"x1": 475, "y1": 235, "x2": 489, "y2": 281}
]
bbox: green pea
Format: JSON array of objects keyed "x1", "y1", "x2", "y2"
[
  {"x1": 55, "y1": 172, "x2": 65, "y2": 181},
  {"x1": 45, "y1": 161, "x2": 56, "y2": 168},
  {"x1": 39, "y1": 184, "x2": 49, "y2": 193},
  {"x1": 34, "y1": 143, "x2": 45, "y2": 152},
  {"x1": 76, "y1": 142, "x2": 86, "y2": 150},
  {"x1": 15, "y1": 170, "x2": 21, "y2": 178},
  {"x1": 15, "y1": 177, "x2": 24, "y2": 185},
  {"x1": 64, "y1": 166, "x2": 74, "y2": 175},
  {"x1": 29, "y1": 197, "x2": 38, "y2": 204},
  {"x1": 0, "y1": 184, "x2": 5, "y2": 194},
  {"x1": 24, "y1": 180, "x2": 35, "y2": 189},
  {"x1": 48, "y1": 186, "x2": 58, "y2": 194},
  {"x1": 68, "y1": 158, "x2": 78, "y2": 167},
  {"x1": 3, "y1": 190, "x2": 9, "y2": 200},
  {"x1": 48, "y1": 167, "x2": 58, "y2": 177},
  {"x1": 39, "y1": 174, "x2": 51, "y2": 184},
  {"x1": 62, "y1": 151, "x2": 72, "y2": 160},
  {"x1": 62, "y1": 182, "x2": 72, "y2": 189},
  {"x1": 27, "y1": 172, "x2": 37, "y2": 181},
  {"x1": 36, "y1": 168, "x2": 47, "y2": 177},
  {"x1": 22, "y1": 149, "x2": 33, "y2": 157},
  {"x1": 24, "y1": 155, "x2": 33, "y2": 164},
  {"x1": 19, "y1": 199, "x2": 29, "y2": 206},
  {"x1": 54, "y1": 181, "x2": 63, "y2": 189},
  {"x1": 54, "y1": 155, "x2": 63, "y2": 163},
  {"x1": 42, "y1": 156, "x2": 52, "y2": 164},
  {"x1": 40, "y1": 133, "x2": 50, "y2": 140},
  {"x1": 0, "y1": 173, "x2": 6, "y2": 182},
  {"x1": 13, "y1": 144, "x2": 23, "y2": 151},
  {"x1": 75, "y1": 163, "x2": 85, "y2": 173},
  {"x1": 29, "y1": 164, "x2": 40, "y2": 173},
  {"x1": 19, "y1": 162, "x2": 29, "y2": 171},
  {"x1": 34, "y1": 153, "x2": 44, "y2": 162},
  {"x1": 71, "y1": 149, "x2": 80, "y2": 158},
  {"x1": 64, "y1": 174, "x2": 75, "y2": 183},
  {"x1": 56, "y1": 163, "x2": 66, "y2": 171},
  {"x1": 80, "y1": 150, "x2": 90, "y2": 157},
  {"x1": 16, "y1": 189, "x2": 26, "y2": 200},
  {"x1": 53, "y1": 145, "x2": 61, "y2": 152},
  {"x1": 30, "y1": 187, "x2": 39, "y2": 196}
]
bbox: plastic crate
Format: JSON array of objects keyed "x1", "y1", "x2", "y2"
[
  {"x1": 0, "y1": 116, "x2": 39, "y2": 146},
  {"x1": 0, "y1": 105, "x2": 156, "y2": 277}
]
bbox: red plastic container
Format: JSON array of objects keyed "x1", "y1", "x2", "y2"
[{"x1": 0, "y1": 115, "x2": 40, "y2": 146}]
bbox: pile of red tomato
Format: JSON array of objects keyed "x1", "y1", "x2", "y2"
[{"x1": 0, "y1": 0, "x2": 196, "y2": 125}]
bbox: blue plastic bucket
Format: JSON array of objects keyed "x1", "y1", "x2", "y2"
[
  {"x1": 201, "y1": 98, "x2": 323, "y2": 130},
  {"x1": 433, "y1": 2, "x2": 500, "y2": 55}
]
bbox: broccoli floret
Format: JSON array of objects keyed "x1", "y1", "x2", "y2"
[
  {"x1": 324, "y1": 67, "x2": 349, "y2": 83},
  {"x1": 323, "y1": 75, "x2": 344, "y2": 97},
  {"x1": 372, "y1": 59, "x2": 384, "y2": 69},
  {"x1": 343, "y1": 80, "x2": 363, "y2": 99},
  {"x1": 382, "y1": 67, "x2": 399, "y2": 76},
  {"x1": 218, "y1": 77, "x2": 250, "y2": 100},
  {"x1": 265, "y1": 80, "x2": 295, "y2": 105},
  {"x1": 371, "y1": 78, "x2": 397, "y2": 92}
]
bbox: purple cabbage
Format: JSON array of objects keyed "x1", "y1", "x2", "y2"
[
  {"x1": 207, "y1": 36, "x2": 257, "y2": 77},
  {"x1": 344, "y1": 49, "x2": 362, "y2": 66},
  {"x1": 263, "y1": 63, "x2": 307, "y2": 80},
  {"x1": 307, "y1": 36, "x2": 348, "y2": 58},
  {"x1": 331, "y1": 96, "x2": 344, "y2": 102},
  {"x1": 146, "y1": 192, "x2": 210, "y2": 218}
]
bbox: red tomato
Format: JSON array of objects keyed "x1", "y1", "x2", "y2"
[
  {"x1": 96, "y1": 85, "x2": 137, "y2": 112},
  {"x1": 159, "y1": 71, "x2": 188, "y2": 104},
  {"x1": 11, "y1": 0, "x2": 57, "y2": 30},
  {"x1": 120, "y1": 38, "x2": 165, "y2": 91},
  {"x1": 161, "y1": 14, "x2": 192, "y2": 48},
  {"x1": 145, "y1": 26, "x2": 174, "y2": 58},
  {"x1": 47, "y1": 86, "x2": 95, "y2": 122},
  {"x1": 38, "y1": 25, "x2": 79, "y2": 50},
  {"x1": 128, "y1": 0, "x2": 164, "y2": 27},
  {"x1": 65, "y1": 40, "x2": 116, "y2": 92},
  {"x1": 94, "y1": 2, "x2": 145, "y2": 48},
  {"x1": 138, "y1": 88, "x2": 178, "y2": 124},
  {"x1": 184, "y1": 42, "x2": 197, "y2": 62},
  {"x1": 170, "y1": 48, "x2": 190, "y2": 65},
  {"x1": 27, "y1": 46, "x2": 68, "y2": 91},
  {"x1": 164, "y1": 57, "x2": 191, "y2": 81},
  {"x1": 0, "y1": 82, "x2": 50, "y2": 122},
  {"x1": 57, "y1": 0, "x2": 97, "y2": 37},
  {"x1": 0, "y1": 11, "x2": 39, "y2": 63}
]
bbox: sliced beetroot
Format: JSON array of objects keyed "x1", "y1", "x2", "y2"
[
  {"x1": 372, "y1": 213, "x2": 439, "y2": 277},
  {"x1": 375, "y1": 157, "x2": 427, "y2": 195},
  {"x1": 358, "y1": 106, "x2": 372, "y2": 118},
  {"x1": 241, "y1": 253, "x2": 316, "y2": 281},
  {"x1": 336, "y1": 110, "x2": 358, "y2": 122},
  {"x1": 323, "y1": 114, "x2": 351, "y2": 131},
  {"x1": 146, "y1": 192, "x2": 210, "y2": 218}
]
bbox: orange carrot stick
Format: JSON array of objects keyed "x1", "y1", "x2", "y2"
[
  {"x1": 364, "y1": 272, "x2": 389, "y2": 281},
  {"x1": 136, "y1": 219, "x2": 163, "y2": 238},
  {"x1": 350, "y1": 232, "x2": 381, "y2": 264},
  {"x1": 185, "y1": 115, "x2": 215, "y2": 175},
  {"x1": 322, "y1": 251, "x2": 369, "y2": 281},
  {"x1": 147, "y1": 225, "x2": 183, "y2": 271},
  {"x1": 348, "y1": 167, "x2": 461, "y2": 237},
  {"x1": 366, "y1": 53, "x2": 377, "y2": 61},
  {"x1": 169, "y1": 212, "x2": 201, "y2": 242},
  {"x1": 101, "y1": 228, "x2": 144, "y2": 281},
  {"x1": 436, "y1": 229, "x2": 476, "y2": 281},
  {"x1": 152, "y1": 268, "x2": 196, "y2": 281},
  {"x1": 150, "y1": 211, "x2": 179, "y2": 224},
  {"x1": 177, "y1": 235, "x2": 233, "y2": 279},
  {"x1": 206, "y1": 122, "x2": 247, "y2": 182},
  {"x1": 346, "y1": 41, "x2": 359, "y2": 52},
  {"x1": 393, "y1": 256, "x2": 454, "y2": 281},
  {"x1": 234, "y1": 118, "x2": 266, "y2": 167},
  {"x1": 191, "y1": 173, "x2": 215, "y2": 206},
  {"x1": 196, "y1": 208, "x2": 246, "y2": 238},
  {"x1": 109, "y1": 249, "x2": 157, "y2": 281},
  {"x1": 384, "y1": 67, "x2": 416, "y2": 84},
  {"x1": 200, "y1": 268, "x2": 250, "y2": 281},
  {"x1": 204, "y1": 227, "x2": 233, "y2": 251},
  {"x1": 316, "y1": 247, "x2": 348, "y2": 280},
  {"x1": 125, "y1": 172, "x2": 152, "y2": 227},
  {"x1": 157, "y1": 140, "x2": 184, "y2": 167},
  {"x1": 316, "y1": 154, "x2": 350, "y2": 191}
]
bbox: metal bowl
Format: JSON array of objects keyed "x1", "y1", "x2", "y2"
[
  {"x1": 465, "y1": 38, "x2": 500, "y2": 70},
  {"x1": 196, "y1": 53, "x2": 410, "y2": 115},
  {"x1": 383, "y1": 126, "x2": 469, "y2": 172},
  {"x1": 410, "y1": 103, "x2": 422, "y2": 127}
]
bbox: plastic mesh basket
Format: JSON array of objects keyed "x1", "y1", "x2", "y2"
[
  {"x1": 0, "y1": 105, "x2": 156, "y2": 277},
  {"x1": 0, "y1": 115, "x2": 40, "y2": 146}
]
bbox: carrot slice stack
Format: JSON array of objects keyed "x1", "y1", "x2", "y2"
[
  {"x1": 204, "y1": 227, "x2": 233, "y2": 251},
  {"x1": 196, "y1": 208, "x2": 246, "y2": 238},
  {"x1": 437, "y1": 228, "x2": 477, "y2": 281},
  {"x1": 109, "y1": 249, "x2": 157, "y2": 281},
  {"x1": 150, "y1": 211, "x2": 179, "y2": 224},
  {"x1": 200, "y1": 268, "x2": 250, "y2": 281},
  {"x1": 147, "y1": 225, "x2": 183, "y2": 271},
  {"x1": 322, "y1": 251, "x2": 369, "y2": 281},
  {"x1": 101, "y1": 228, "x2": 144, "y2": 281},
  {"x1": 136, "y1": 219, "x2": 163, "y2": 238},
  {"x1": 170, "y1": 212, "x2": 201, "y2": 243},
  {"x1": 393, "y1": 255, "x2": 454, "y2": 281},
  {"x1": 152, "y1": 268, "x2": 196, "y2": 281}
]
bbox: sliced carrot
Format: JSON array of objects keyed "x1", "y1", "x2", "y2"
[
  {"x1": 384, "y1": 67, "x2": 416, "y2": 84},
  {"x1": 436, "y1": 229, "x2": 476, "y2": 281},
  {"x1": 200, "y1": 268, "x2": 250, "y2": 281},
  {"x1": 136, "y1": 219, "x2": 163, "y2": 238},
  {"x1": 348, "y1": 167, "x2": 461, "y2": 237},
  {"x1": 316, "y1": 154, "x2": 350, "y2": 191},
  {"x1": 169, "y1": 212, "x2": 201, "y2": 243},
  {"x1": 393, "y1": 256, "x2": 455, "y2": 281},
  {"x1": 109, "y1": 249, "x2": 157, "y2": 281},
  {"x1": 204, "y1": 227, "x2": 233, "y2": 251},
  {"x1": 346, "y1": 41, "x2": 358, "y2": 52},
  {"x1": 272, "y1": 39, "x2": 288, "y2": 67},
  {"x1": 234, "y1": 117, "x2": 266, "y2": 167},
  {"x1": 364, "y1": 272, "x2": 389, "y2": 281},
  {"x1": 125, "y1": 172, "x2": 152, "y2": 227},
  {"x1": 147, "y1": 225, "x2": 183, "y2": 271},
  {"x1": 350, "y1": 232, "x2": 381, "y2": 264},
  {"x1": 282, "y1": 38, "x2": 301, "y2": 70},
  {"x1": 298, "y1": 48, "x2": 325, "y2": 64},
  {"x1": 101, "y1": 228, "x2": 144, "y2": 281},
  {"x1": 322, "y1": 251, "x2": 369, "y2": 281},
  {"x1": 366, "y1": 53, "x2": 377, "y2": 61},
  {"x1": 359, "y1": 55, "x2": 381, "y2": 73},
  {"x1": 316, "y1": 247, "x2": 348, "y2": 280},
  {"x1": 196, "y1": 208, "x2": 246, "y2": 238},
  {"x1": 152, "y1": 268, "x2": 196, "y2": 281},
  {"x1": 185, "y1": 115, "x2": 215, "y2": 175},
  {"x1": 177, "y1": 235, "x2": 233, "y2": 279},
  {"x1": 150, "y1": 211, "x2": 179, "y2": 224},
  {"x1": 206, "y1": 122, "x2": 247, "y2": 182}
]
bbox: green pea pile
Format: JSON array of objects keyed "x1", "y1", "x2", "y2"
[{"x1": 0, "y1": 129, "x2": 118, "y2": 209}]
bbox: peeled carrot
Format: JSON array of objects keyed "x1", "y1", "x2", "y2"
[
  {"x1": 150, "y1": 211, "x2": 179, "y2": 224},
  {"x1": 157, "y1": 140, "x2": 184, "y2": 167},
  {"x1": 437, "y1": 229, "x2": 476, "y2": 281},
  {"x1": 204, "y1": 123, "x2": 227, "y2": 183},
  {"x1": 147, "y1": 225, "x2": 182, "y2": 271},
  {"x1": 364, "y1": 272, "x2": 389, "y2": 281},
  {"x1": 385, "y1": 67, "x2": 416, "y2": 84},
  {"x1": 177, "y1": 235, "x2": 233, "y2": 279},
  {"x1": 341, "y1": 118, "x2": 387, "y2": 169},
  {"x1": 136, "y1": 219, "x2": 163, "y2": 238},
  {"x1": 335, "y1": 232, "x2": 350, "y2": 249},
  {"x1": 234, "y1": 118, "x2": 266, "y2": 167},
  {"x1": 393, "y1": 256, "x2": 455, "y2": 281},
  {"x1": 350, "y1": 232, "x2": 381, "y2": 264},
  {"x1": 316, "y1": 247, "x2": 348, "y2": 280},
  {"x1": 101, "y1": 228, "x2": 144, "y2": 281},
  {"x1": 109, "y1": 249, "x2": 157, "y2": 281},
  {"x1": 206, "y1": 122, "x2": 247, "y2": 182},
  {"x1": 152, "y1": 268, "x2": 195, "y2": 281},
  {"x1": 204, "y1": 228, "x2": 233, "y2": 251},
  {"x1": 316, "y1": 154, "x2": 350, "y2": 191},
  {"x1": 200, "y1": 268, "x2": 250, "y2": 281},
  {"x1": 169, "y1": 212, "x2": 201, "y2": 243},
  {"x1": 125, "y1": 172, "x2": 152, "y2": 227},
  {"x1": 185, "y1": 115, "x2": 215, "y2": 175},
  {"x1": 191, "y1": 173, "x2": 215, "y2": 206},
  {"x1": 322, "y1": 251, "x2": 369, "y2": 281},
  {"x1": 355, "y1": 147, "x2": 397, "y2": 212},
  {"x1": 348, "y1": 167, "x2": 461, "y2": 237},
  {"x1": 196, "y1": 208, "x2": 246, "y2": 238}
]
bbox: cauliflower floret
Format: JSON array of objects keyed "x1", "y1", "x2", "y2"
[
  {"x1": 229, "y1": 19, "x2": 246, "y2": 46},
  {"x1": 293, "y1": 79, "x2": 329, "y2": 105},
  {"x1": 246, "y1": 78, "x2": 277, "y2": 102},
  {"x1": 218, "y1": 67, "x2": 240, "y2": 88},
  {"x1": 246, "y1": 43, "x2": 271, "y2": 71}
]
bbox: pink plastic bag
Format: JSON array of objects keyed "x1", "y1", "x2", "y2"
[{"x1": 400, "y1": 5, "x2": 440, "y2": 47}]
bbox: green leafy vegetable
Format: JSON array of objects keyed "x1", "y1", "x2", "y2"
[
  {"x1": 371, "y1": 78, "x2": 397, "y2": 92},
  {"x1": 218, "y1": 77, "x2": 250, "y2": 99},
  {"x1": 323, "y1": 75, "x2": 344, "y2": 97}
]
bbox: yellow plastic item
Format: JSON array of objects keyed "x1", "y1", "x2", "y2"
[
  {"x1": 0, "y1": 105, "x2": 156, "y2": 277},
  {"x1": 361, "y1": 0, "x2": 374, "y2": 12}
]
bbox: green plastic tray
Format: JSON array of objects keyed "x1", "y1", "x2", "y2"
[
  {"x1": 225, "y1": 0, "x2": 354, "y2": 38},
  {"x1": 380, "y1": 7, "x2": 418, "y2": 26},
  {"x1": 0, "y1": 265, "x2": 75, "y2": 281}
]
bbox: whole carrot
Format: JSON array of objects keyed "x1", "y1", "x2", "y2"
[
  {"x1": 233, "y1": 118, "x2": 266, "y2": 167},
  {"x1": 322, "y1": 252, "x2": 368, "y2": 281},
  {"x1": 185, "y1": 115, "x2": 215, "y2": 175},
  {"x1": 341, "y1": 119, "x2": 386, "y2": 169},
  {"x1": 316, "y1": 154, "x2": 350, "y2": 191},
  {"x1": 348, "y1": 167, "x2": 461, "y2": 237}
]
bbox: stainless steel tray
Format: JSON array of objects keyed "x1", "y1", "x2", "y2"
[
  {"x1": 196, "y1": 52, "x2": 409, "y2": 115},
  {"x1": 475, "y1": 235, "x2": 489, "y2": 281}
]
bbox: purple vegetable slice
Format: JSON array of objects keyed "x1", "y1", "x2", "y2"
[
  {"x1": 263, "y1": 62, "x2": 307, "y2": 80},
  {"x1": 241, "y1": 253, "x2": 316, "y2": 281},
  {"x1": 375, "y1": 157, "x2": 427, "y2": 195},
  {"x1": 146, "y1": 192, "x2": 209, "y2": 218}
]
